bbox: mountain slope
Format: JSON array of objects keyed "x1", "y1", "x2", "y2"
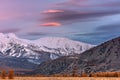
[
  {"x1": 0, "y1": 53, "x2": 38, "y2": 74},
  {"x1": 32, "y1": 36, "x2": 120, "y2": 75},
  {"x1": 0, "y1": 57, "x2": 38, "y2": 70},
  {"x1": 0, "y1": 33, "x2": 94, "y2": 64}
]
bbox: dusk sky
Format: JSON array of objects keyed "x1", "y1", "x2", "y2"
[{"x1": 0, "y1": 0, "x2": 120, "y2": 45}]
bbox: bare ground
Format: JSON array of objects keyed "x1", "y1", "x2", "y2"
[{"x1": 1, "y1": 77, "x2": 120, "y2": 80}]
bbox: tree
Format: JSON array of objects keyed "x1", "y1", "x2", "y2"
[
  {"x1": 8, "y1": 69, "x2": 14, "y2": 79},
  {"x1": 1, "y1": 70, "x2": 6, "y2": 79},
  {"x1": 72, "y1": 66, "x2": 78, "y2": 77}
]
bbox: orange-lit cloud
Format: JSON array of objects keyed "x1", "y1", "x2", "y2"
[
  {"x1": 43, "y1": 9, "x2": 64, "y2": 13},
  {"x1": 40, "y1": 22, "x2": 61, "y2": 27}
]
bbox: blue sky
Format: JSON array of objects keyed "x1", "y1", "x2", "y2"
[{"x1": 0, "y1": 0, "x2": 120, "y2": 45}]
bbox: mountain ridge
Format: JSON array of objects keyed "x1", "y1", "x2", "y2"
[
  {"x1": 0, "y1": 33, "x2": 94, "y2": 64},
  {"x1": 32, "y1": 36, "x2": 120, "y2": 75}
]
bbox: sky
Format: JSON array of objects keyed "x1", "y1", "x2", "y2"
[{"x1": 0, "y1": 0, "x2": 120, "y2": 45}]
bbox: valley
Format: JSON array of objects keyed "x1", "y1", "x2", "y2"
[{"x1": 0, "y1": 0, "x2": 120, "y2": 79}]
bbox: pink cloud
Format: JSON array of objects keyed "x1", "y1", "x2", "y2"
[
  {"x1": 0, "y1": 13, "x2": 14, "y2": 21},
  {"x1": 40, "y1": 22, "x2": 61, "y2": 27},
  {"x1": 43, "y1": 9, "x2": 64, "y2": 13},
  {"x1": 0, "y1": 12, "x2": 34, "y2": 21}
]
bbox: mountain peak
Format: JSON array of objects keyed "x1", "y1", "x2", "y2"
[
  {"x1": 0, "y1": 33, "x2": 94, "y2": 64},
  {"x1": 35, "y1": 37, "x2": 92, "y2": 46},
  {"x1": 0, "y1": 33, "x2": 5, "y2": 37},
  {"x1": 5, "y1": 33, "x2": 18, "y2": 39}
]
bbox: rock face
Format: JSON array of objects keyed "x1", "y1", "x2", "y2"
[
  {"x1": 33, "y1": 36, "x2": 120, "y2": 75},
  {"x1": 0, "y1": 33, "x2": 94, "y2": 64}
]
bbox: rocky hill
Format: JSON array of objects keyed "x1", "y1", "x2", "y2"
[{"x1": 32, "y1": 36, "x2": 120, "y2": 75}]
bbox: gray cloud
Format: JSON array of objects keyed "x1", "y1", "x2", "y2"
[
  {"x1": 27, "y1": 32, "x2": 48, "y2": 36},
  {"x1": 41, "y1": 10, "x2": 120, "y2": 25},
  {"x1": 74, "y1": 31, "x2": 120, "y2": 45},
  {"x1": 96, "y1": 24, "x2": 120, "y2": 32},
  {"x1": 0, "y1": 28, "x2": 20, "y2": 33},
  {"x1": 56, "y1": 0, "x2": 120, "y2": 8},
  {"x1": 41, "y1": 0, "x2": 120, "y2": 25},
  {"x1": 75, "y1": 32, "x2": 107, "y2": 37}
]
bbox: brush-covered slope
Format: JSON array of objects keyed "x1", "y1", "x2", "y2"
[{"x1": 33, "y1": 36, "x2": 120, "y2": 75}]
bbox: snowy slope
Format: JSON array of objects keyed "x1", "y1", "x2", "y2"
[
  {"x1": 0, "y1": 33, "x2": 95, "y2": 64},
  {"x1": 34, "y1": 37, "x2": 93, "y2": 55}
]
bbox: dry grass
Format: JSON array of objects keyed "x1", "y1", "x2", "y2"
[
  {"x1": 90, "y1": 72, "x2": 120, "y2": 77},
  {"x1": 0, "y1": 77, "x2": 120, "y2": 80}
]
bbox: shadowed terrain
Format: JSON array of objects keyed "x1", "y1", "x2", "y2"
[{"x1": 32, "y1": 36, "x2": 120, "y2": 75}]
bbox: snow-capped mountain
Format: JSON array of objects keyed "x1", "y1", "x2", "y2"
[{"x1": 0, "y1": 33, "x2": 94, "y2": 64}]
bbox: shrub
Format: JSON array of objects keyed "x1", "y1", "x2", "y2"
[
  {"x1": 90, "y1": 72, "x2": 120, "y2": 77},
  {"x1": 1, "y1": 70, "x2": 6, "y2": 79},
  {"x1": 8, "y1": 69, "x2": 14, "y2": 79},
  {"x1": 72, "y1": 66, "x2": 78, "y2": 77},
  {"x1": 81, "y1": 73, "x2": 88, "y2": 77}
]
